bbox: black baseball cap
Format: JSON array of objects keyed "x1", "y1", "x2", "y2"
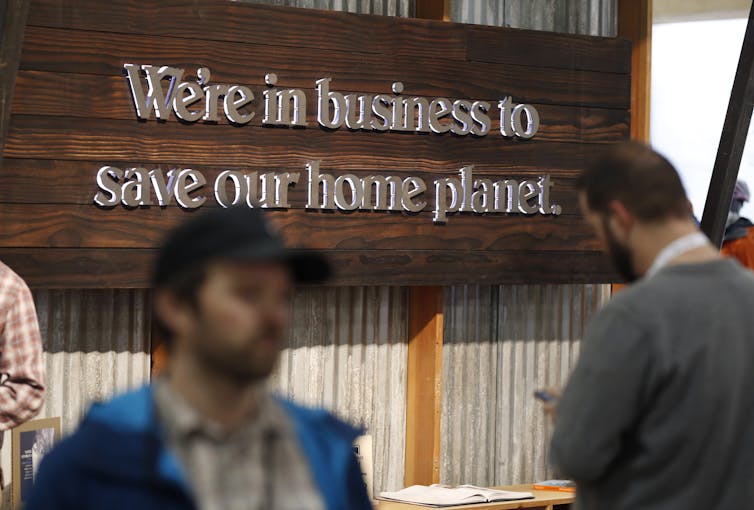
[{"x1": 152, "y1": 206, "x2": 331, "y2": 286}]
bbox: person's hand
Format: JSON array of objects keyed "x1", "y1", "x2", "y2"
[{"x1": 534, "y1": 387, "x2": 561, "y2": 421}]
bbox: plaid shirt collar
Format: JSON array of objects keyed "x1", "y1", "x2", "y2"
[{"x1": 153, "y1": 378, "x2": 290, "y2": 446}]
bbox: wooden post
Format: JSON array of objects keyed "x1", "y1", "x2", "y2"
[
  {"x1": 416, "y1": 0, "x2": 449, "y2": 21},
  {"x1": 407, "y1": 0, "x2": 449, "y2": 489},
  {"x1": 700, "y1": 1, "x2": 754, "y2": 247},
  {"x1": 618, "y1": 0, "x2": 652, "y2": 142},
  {"x1": 613, "y1": 0, "x2": 652, "y2": 294},
  {"x1": 405, "y1": 286, "x2": 443, "y2": 486}
]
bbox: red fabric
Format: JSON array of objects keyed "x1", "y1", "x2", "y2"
[{"x1": 722, "y1": 227, "x2": 754, "y2": 271}]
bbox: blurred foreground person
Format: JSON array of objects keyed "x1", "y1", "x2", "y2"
[
  {"x1": 722, "y1": 179, "x2": 754, "y2": 270},
  {"x1": 26, "y1": 207, "x2": 372, "y2": 510},
  {"x1": 549, "y1": 142, "x2": 754, "y2": 509}
]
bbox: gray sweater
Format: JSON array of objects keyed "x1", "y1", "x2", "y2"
[{"x1": 551, "y1": 259, "x2": 754, "y2": 510}]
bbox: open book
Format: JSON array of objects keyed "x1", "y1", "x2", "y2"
[{"x1": 378, "y1": 484, "x2": 534, "y2": 507}]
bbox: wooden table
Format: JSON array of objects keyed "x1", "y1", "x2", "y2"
[{"x1": 376, "y1": 484, "x2": 574, "y2": 510}]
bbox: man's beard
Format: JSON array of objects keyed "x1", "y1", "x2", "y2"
[
  {"x1": 602, "y1": 218, "x2": 638, "y2": 282},
  {"x1": 191, "y1": 325, "x2": 282, "y2": 385}
]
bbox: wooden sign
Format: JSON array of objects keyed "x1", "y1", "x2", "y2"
[{"x1": 0, "y1": 0, "x2": 629, "y2": 287}]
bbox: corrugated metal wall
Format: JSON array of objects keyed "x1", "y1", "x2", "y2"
[
  {"x1": 269, "y1": 286, "x2": 408, "y2": 493},
  {"x1": 0, "y1": 289, "x2": 152, "y2": 508},
  {"x1": 33, "y1": 289, "x2": 152, "y2": 434},
  {"x1": 236, "y1": 0, "x2": 413, "y2": 16},
  {"x1": 451, "y1": 0, "x2": 617, "y2": 37},
  {"x1": 441, "y1": 284, "x2": 610, "y2": 485}
]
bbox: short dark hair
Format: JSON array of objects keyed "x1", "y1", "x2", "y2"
[
  {"x1": 152, "y1": 263, "x2": 207, "y2": 349},
  {"x1": 576, "y1": 141, "x2": 691, "y2": 221}
]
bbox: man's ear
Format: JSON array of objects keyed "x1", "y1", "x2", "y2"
[
  {"x1": 154, "y1": 289, "x2": 193, "y2": 341},
  {"x1": 606, "y1": 200, "x2": 633, "y2": 236}
]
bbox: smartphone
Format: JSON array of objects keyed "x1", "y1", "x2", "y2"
[{"x1": 533, "y1": 389, "x2": 557, "y2": 403}]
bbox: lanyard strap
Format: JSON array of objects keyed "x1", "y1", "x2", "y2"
[{"x1": 645, "y1": 232, "x2": 710, "y2": 279}]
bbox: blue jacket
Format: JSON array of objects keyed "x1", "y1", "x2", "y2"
[{"x1": 25, "y1": 386, "x2": 372, "y2": 510}]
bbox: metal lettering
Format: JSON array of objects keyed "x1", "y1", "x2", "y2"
[
  {"x1": 401, "y1": 176, "x2": 426, "y2": 212},
  {"x1": 361, "y1": 175, "x2": 402, "y2": 210},
  {"x1": 370, "y1": 95, "x2": 391, "y2": 131},
  {"x1": 214, "y1": 170, "x2": 247, "y2": 207},
  {"x1": 428, "y1": 98, "x2": 452, "y2": 134},
  {"x1": 316, "y1": 78, "x2": 345, "y2": 129},
  {"x1": 390, "y1": 82, "x2": 411, "y2": 132},
  {"x1": 511, "y1": 104, "x2": 540, "y2": 139},
  {"x1": 123, "y1": 66, "x2": 543, "y2": 139},
  {"x1": 124, "y1": 64, "x2": 184, "y2": 120},
  {"x1": 273, "y1": 172, "x2": 300, "y2": 208},
  {"x1": 173, "y1": 82, "x2": 204, "y2": 122},
  {"x1": 537, "y1": 175, "x2": 561, "y2": 215},
  {"x1": 334, "y1": 174, "x2": 362, "y2": 210},
  {"x1": 498, "y1": 96, "x2": 514, "y2": 137},
  {"x1": 93, "y1": 166, "x2": 123, "y2": 207},
  {"x1": 470, "y1": 101, "x2": 491, "y2": 136},
  {"x1": 224, "y1": 85, "x2": 255, "y2": 125},
  {"x1": 263, "y1": 73, "x2": 279, "y2": 125},
  {"x1": 345, "y1": 94, "x2": 372, "y2": 130},
  {"x1": 518, "y1": 180, "x2": 539, "y2": 214},
  {"x1": 406, "y1": 97, "x2": 430, "y2": 132},
  {"x1": 149, "y1": 169, "x2": 175, "y2": 206},
  {"x1": 457, "y1": 166, "x2": 475, "y2": 211},
  {"x1": 493, "y1": 179, "x2": 519, "y2": 213},
  {"x1": 248, "y1": 172, "x2": 276, "y2": 208},
  {"x1": 434, "y1": 176, "x2": 462, "y2": 223},
  {"x1": 174, "y1": 169, "x2": 206, "y2": 209},
  {"x1": 277, "y1": 89, "x2": 307, "y2": 127},
  {"x1": 450, "y1": 100, "x2": 473, "y2": 135},
  {"x1": 471, "y1": 178, "x2": 494, "y2": 212},
  {"x1": 203, "y1": 84, "x2": 230, "y2": 123},
  {"x1": 122, "y1": 167, "x2": 151, "y2": 207},
  {"x1": 306, "y1": 160, "x2": 335, "y2": 209}
]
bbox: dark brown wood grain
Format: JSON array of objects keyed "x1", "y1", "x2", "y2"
[
  {"x1": 0, "y1": 247, "x2": 619, "y2": 288},
  {"x1": 18, "y1": 26, "x2": 630, "y2": 109},
  {"x1": 25, "y1": 0, "x2": 628, "y2": 74},
  {"x1": 25, "y1": 0, "x2": 468, "y2": 61},
  {"x1": 4, "y1": 0, "x2": 631, "y2": 287},
  {"x1": 3, "y1": 116, "x2": 621, "y2": 167},
  {"x1": 466, "y1": 25, "x2": 631, "y2": 74},
  {"x1": 0, "y1": 204, "x2": 601, "y2": 251},
  {"x1": 0, "y1": 0, "x2": 30, "y2": 164}
]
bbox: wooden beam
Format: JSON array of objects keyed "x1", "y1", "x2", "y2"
[
  {"x1": 613, "y1": 0, "x2": 652, "y2": 294},
  {"x1": 405, "y1": 286, "x2": 443, "y2": 486},
  {"x1": 416, "y1": 0, "x2": 449, "y2": 21},
  {"x1": 700, "y1": 1, "x2": 754, "y2": 247},
  {"x1": 0, "y1": 0, "x2": 30, "y2": 162},
  {"x1": 403, "y1": 2, "x2": 449, "y2": 487},
  {"x1": 618, "y1": 0, "x2": 652, "y2": 142}
]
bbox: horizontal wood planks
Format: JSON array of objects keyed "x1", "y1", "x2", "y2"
[{"x1": 2, "y1": 0, "x2": 629, "y2": 287}]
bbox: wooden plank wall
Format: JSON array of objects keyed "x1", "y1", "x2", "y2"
[{"x1": 1, "y1": 0, "x2": 630, "y2": 287}]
